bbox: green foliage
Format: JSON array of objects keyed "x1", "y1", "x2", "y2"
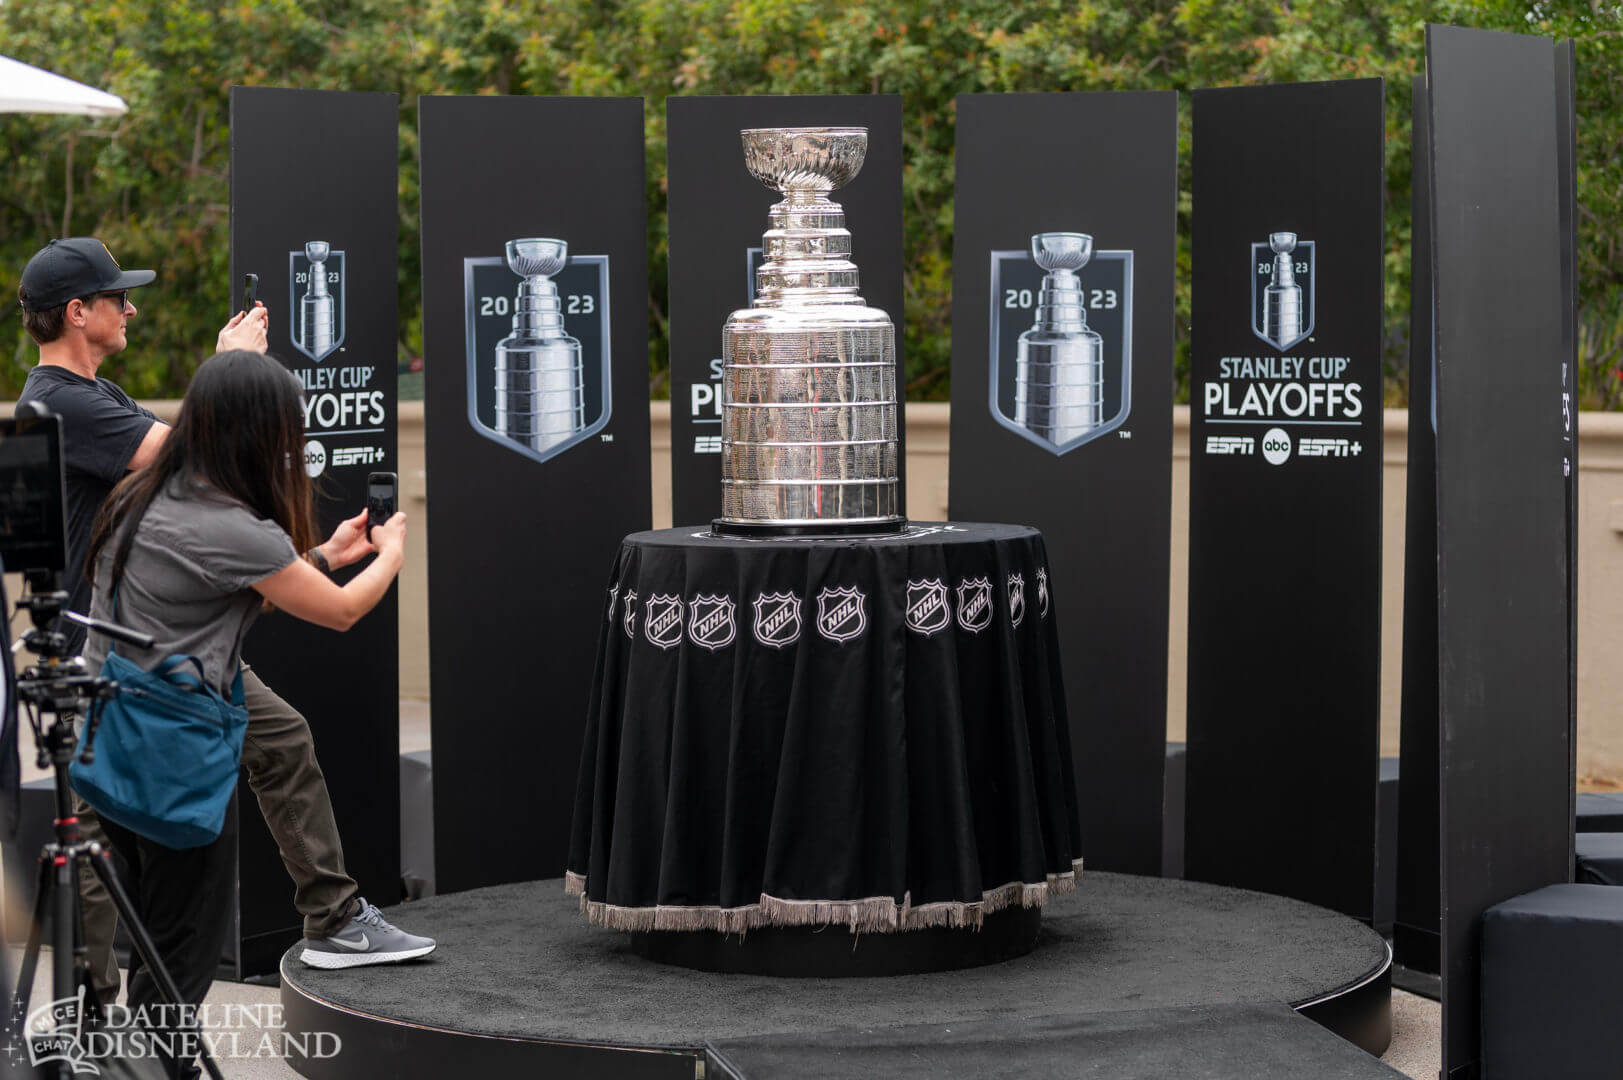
[{"x1": 0, "y1": 0, "x2": 1617, "y2": 407}]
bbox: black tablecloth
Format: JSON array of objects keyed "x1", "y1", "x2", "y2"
[{"x1": 565, "y1": 522, "x2": 1083, "y2": 933}]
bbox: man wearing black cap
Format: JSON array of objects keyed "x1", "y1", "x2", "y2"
[
  {"x1": 17, "y1": 237, "x2": 435, "y2": 1003},
  {"x1": 17, "y1": 237, "x2": 266, "y2": 634}
]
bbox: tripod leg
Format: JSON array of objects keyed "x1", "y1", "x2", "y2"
[
  {"x1": 11, "y1": 855, "x2": 52, "y2": 1025},
  {"x1": 67, "y1": 869, "x2": 102, "y2": 1027},
  {"x1": 50, "y1": 855, "x2": 74, "y2": 1007},
  {"x1": 87, "y1": 851, "x2": 224, "y2": 1080}
]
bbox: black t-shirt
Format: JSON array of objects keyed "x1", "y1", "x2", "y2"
[{"x1": 17, "y1": 365, "x2": 158, "y2": 652}]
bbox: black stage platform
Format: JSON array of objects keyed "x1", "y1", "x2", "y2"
[{"x1": 280, "y1": 872, "x2": 1393, "y2": 1080}]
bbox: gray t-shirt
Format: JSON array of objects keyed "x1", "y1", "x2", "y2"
[{"x1": 85, "y1": 476, "x2": 299, "y2": 696}]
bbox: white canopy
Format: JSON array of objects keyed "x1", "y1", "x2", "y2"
[{"x1": 0, "y1": 55, "x2": 126, "y2": 118}]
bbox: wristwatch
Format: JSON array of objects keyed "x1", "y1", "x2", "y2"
[{"x1": 308, "y1": 547, "x2": 331, "y2": 574}]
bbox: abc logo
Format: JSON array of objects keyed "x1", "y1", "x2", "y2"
[
  {"x1": 303, "y1": 440, "x2": 328, "y2": 478},
  {"x1": 1261, "y1": 427, "x2": 1292, "y2": 466}
]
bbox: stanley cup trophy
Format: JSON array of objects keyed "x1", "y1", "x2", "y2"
[
  {"x1": 1015, "y1": 232, "x2": 1104, "y2": 446},
  {"x1": 1264, "y1": 231, "x2": 1304, "y2": 347},
  {"x1": 494, "y1": 238, "x2": 585, "y2": 454},
  {"x1": 298, "y1": 241, "x2": 336, "y2": 359},
  {"x1": 714, "y1": 127, "x2": 904, "y2": 536}
]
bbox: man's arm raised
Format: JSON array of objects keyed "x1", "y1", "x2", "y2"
[
  {"x1": 126, "y1": 302, "x2": 274, "y2": 472},
  {"x1": 127, "y1": 421, "x2": 169, "y2": 472}
]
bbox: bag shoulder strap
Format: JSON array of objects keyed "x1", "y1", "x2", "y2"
[{"x1": 150, "y1": 653, "x2": 210, "y2": 691}]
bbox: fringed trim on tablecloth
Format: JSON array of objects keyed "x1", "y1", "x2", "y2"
[{"x1": 563, "y1": 858, "x2": 1084, "y2": 934}]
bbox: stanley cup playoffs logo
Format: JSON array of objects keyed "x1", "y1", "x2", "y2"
[
  {"x1": 989, "y1": 232, "x2": 1134, "y2": 456},
  {"x1": 1251, "y1": 232, "x2": 1316, "y2": 352},
  {"x1": 465, "y1": 240, "x2": 612, "y2": 467},
  {"x1": 290, "y1": 241, "x2": 345, "y2": 362}
]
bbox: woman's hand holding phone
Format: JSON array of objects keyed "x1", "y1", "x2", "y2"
[
  {"x1": 316, "y1": 508, "x2": 377, "y2": 571},
  {"x1": 369, "y1": 512, "x2": 407, "y2": 557}
]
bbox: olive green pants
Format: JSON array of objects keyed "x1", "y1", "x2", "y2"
[{"x1": 76, "y1": 667, "x2": 360, "y2": 1002}]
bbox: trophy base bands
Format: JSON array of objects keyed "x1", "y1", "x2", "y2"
[{"x1": 711, "y1": 517, "x2": 910, "y2": 539}]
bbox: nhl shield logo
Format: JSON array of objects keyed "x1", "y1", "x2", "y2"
[
  {"x1": 956, "y1": 577, "x2": 994, "y2": 634},
  {"x1": 644, "y1": 594, "x2": 684, "y2": 650},
  {"x1": 1037, "y1": 567, "x2": 1050, "y2": 618},
  {"x1": 816, "y1": 586, "x2": 868, "y2": 644},
  {"x1": 687, "y1": 594, "x2": 737, "y2": 652},
  {"x1": 905, "y1": 579, "x2": 951, "y2": 637},
  {"x1": 752, "y1": 591, "x2": 802, "y2": 649},
  {"x1": 1251, "y1": 233, "x2": 1316, "y2": 352},
  {"x1": 607, "y1": 584, "x2": 619, "y2": 622},
  {"x1": 1008, "y1": 572, "x2": 1026, "y2": 628},
  {"x1": 621, "y1": 589, "x2": 638, "y2": 638}
]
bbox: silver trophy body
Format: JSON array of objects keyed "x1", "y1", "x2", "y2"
[
  {"x1": 1015, "y1": 232, "x2": 1104, "y2": 445},
  {"x1": 494, "y1": 238, "x2": 584, "y2": 454},
  {"x1": 1264, "y1": 231, "x2": 1304, "y2": 347},
  {"x1": 715, "y1": 127, "x2": 903, "y2": 536},
  {"x1": 298, "y1": 241, "x2": 336, "y2": 359}
]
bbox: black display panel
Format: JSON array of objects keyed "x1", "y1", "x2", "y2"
[
  {"x1": 418, "y1": 96, "x2": 650, "y2": 894},
  {"x1": 1557, "y1": 42, "x2": 1579, "y2": 855},
  {"x1": 229, "y1": 86, "x2": 400, "y2": 975},
  {"x1": 1427, "y1": 25, "x2": 1577, "y2": 1079},
  {"x1": 666, "y1": 95, "x2": 904, "y2": 527},
  {"x1": 1394, "y1": 75, "x2": 1441, "y2": 977},
  {"x1": 947, "y1": 91, "x2": 1177, "y2": 875},
  {"x1": 1185, "y1": 80, "x2": 1385, "y2": 919}
]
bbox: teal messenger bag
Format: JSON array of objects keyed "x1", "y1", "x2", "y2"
[{"x1": 70, "y1": 642, "x2": 249, "y2": 849}]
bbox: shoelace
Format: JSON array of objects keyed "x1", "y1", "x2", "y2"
[{"x1": 352, "y1": 899, "x2": 399, "y2": 933}]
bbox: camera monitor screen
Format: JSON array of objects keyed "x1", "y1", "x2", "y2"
[{"x1": 0, "y1": 414, "x2": 68, "y2": 574}]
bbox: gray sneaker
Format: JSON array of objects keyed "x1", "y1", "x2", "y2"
[{"x1": 299, "y1": 898, "x2": 437, "y2": 969}]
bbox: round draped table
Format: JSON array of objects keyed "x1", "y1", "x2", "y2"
[{"x1": 565, "y1": 522, "x2": 1083, "y2": 943}]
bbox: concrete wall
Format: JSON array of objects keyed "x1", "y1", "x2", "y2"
[
  {"x1": 19, "y1": 399, "x2": 1619, "y2": 786},
  {"x1": 400, "y1": 401, "x2": 1623, "y2": 785}
]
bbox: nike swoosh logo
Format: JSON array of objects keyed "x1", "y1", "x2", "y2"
[{"x1": 327, "y1": 932, "x2": 370, "y2": 952}]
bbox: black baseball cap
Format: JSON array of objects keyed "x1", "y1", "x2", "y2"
[{"x1": 18, "y1": 237, "x2": 156, "y2": 312}]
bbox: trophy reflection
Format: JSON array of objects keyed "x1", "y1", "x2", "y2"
[
  {"x1": 1015, "y1": 232, "x2": 1104, "y2": 446},
  {"x1": 1263, "y1": 231, "x2": 1305, "y2": 348},
  {"x1": 297, "y1": 241, "x2": 336, "y2": 360},
  {"x1": 494, "y1": 238, "x2": 585, "y2": 454}
]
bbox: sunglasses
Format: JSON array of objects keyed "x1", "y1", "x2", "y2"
[{"x1": 79, "y1": 290, "x2": 129, "y2": 308}]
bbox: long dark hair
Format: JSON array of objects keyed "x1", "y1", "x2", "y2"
[{"x1": 89, "y1": 349, "x2": 318, "y2": 591}]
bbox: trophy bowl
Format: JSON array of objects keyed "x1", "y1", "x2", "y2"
[
  {"x1": 304, "y1": 240, "x2": 330, "y2": 263},
  {"x1": 1269, "y1": 231, "x2": 1298, "y2": 254},
  {"x1": 741, "y1": 127, "x2": 868, "y2": 194},
  {"x1": 507, "y1": 238, "x2": 569, "y2": 279},
  {"x1": 1031, "y1": 232, "x2": 1093, "y2": 273}
]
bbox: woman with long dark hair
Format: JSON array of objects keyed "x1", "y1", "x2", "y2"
[{"x1": 80, "y1": 350, "x2": 411, "y2": 1068}]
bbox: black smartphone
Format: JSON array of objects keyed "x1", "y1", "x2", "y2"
[
  {"x1": 240, "y1": 273, "x2": 258, "y2": 315},
  {"x1": 367, "y1": 472, "x2": 398, "y2": 539}
]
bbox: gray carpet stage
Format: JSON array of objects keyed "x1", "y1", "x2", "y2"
[
  {"x1": 706, "y1": 1005, "x2": 1405, "y2": 1080},
  {"x1": 280, "y1": 872, "x2": 1392, "y2": 1080}
]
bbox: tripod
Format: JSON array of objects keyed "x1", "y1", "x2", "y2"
[{"x1": 6, "y1": 572, "x2": 225, "y2": 1080}]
